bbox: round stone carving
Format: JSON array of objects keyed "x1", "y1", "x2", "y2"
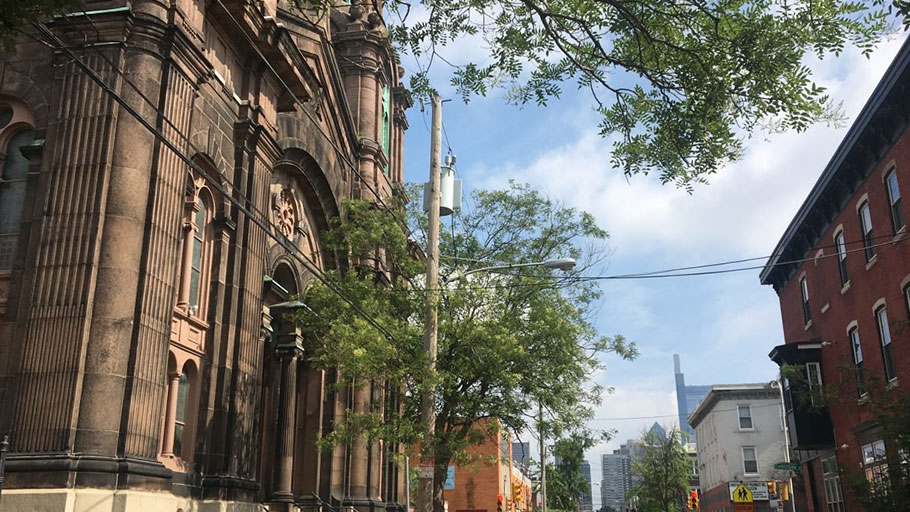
[{"x1": 273, "y1": 188, "x2": 297, "y2": 239}]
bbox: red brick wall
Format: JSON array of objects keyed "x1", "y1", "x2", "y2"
[
  {"x1": 445, "y1": 428, "x2": 512, "y2": 512},
  {"x1": 777, "y1": 124, "x2": 910, "y2": 509}
]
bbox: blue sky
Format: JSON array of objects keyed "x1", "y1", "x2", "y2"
[{"x1": 397, "y1": 28, "x2": 909, "y2": 504}]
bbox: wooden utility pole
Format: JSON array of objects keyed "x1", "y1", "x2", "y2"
[
  {"x1": 540, "y1": 404, "x2": 547, "y2": 512},
  {"x1": 418, "y1": 94, "x2": 443, "y2": 512}
]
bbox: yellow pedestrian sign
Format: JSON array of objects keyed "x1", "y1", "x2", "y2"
[{"x1": 731, "y1": 483, "x2": 753, "y2": 503}]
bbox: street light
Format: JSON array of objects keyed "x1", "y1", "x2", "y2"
[
  {"x1": 449, "y1": 258, "x2": 577, "y2": 281},
  {"x1": 448, "y1": 257, "x2": 575, "y2": 512}
]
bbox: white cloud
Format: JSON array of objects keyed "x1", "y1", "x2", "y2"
[{"x1": 469, "y1": 36, "x2": 908, "y2": 263}]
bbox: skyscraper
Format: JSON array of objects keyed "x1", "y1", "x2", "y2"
[
  {"x1": 580, "y1": 460, "x2": 593, "y2": 512},
  {"x1": 674, "y1": 354, "x2": 710, "y2": 437},
  {"x1": 512, "y1": 441, "x2": 532, "y2": 473},
  {"x1": 600, "y1": 452, "x2": 631, "y2": 512}
]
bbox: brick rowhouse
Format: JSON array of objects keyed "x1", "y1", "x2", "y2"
[{"x1": 762, "y1": 37, "x2": 910, "y2": 512}]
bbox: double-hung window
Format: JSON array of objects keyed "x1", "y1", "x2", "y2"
[
  {"x1": 862, "y1": 440, "x2": 889, "y2": 490},
  {"x1": 821, "y1": 456, "x2": 845, "y2": 512},
  {"x1": 806, "y1": 362, "x2": 823, "y2": 405},
  {"x1": 859, "y1": 201, "x2": 876, "y2": 261},
  {"x1": 850, "y1": 327, "x2": 866, "y2": 396},
  {"x1": 835, "y1": 231, "x2": 849, "y2": 286},
  {"x1": 885, "y1": 168, "x2": 905, "y2": 233},
  {"x1": 738, "y1": 405, "x2": 753, "y2": 430},
  {"x1": 876, "y1": 306, "x2": 896, "y2": 381},
  {"x1": 800, "y1": 276, "x2": 811, "y2": 324},
  {"x1": 742, "y1": 446, "x2": 758, "y2": 475}
]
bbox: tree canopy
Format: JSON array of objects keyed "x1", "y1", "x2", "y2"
[
  {"x1": 304, "y1": 0, "x2": 899, "y2": 187},
  {"x1": 290, "y1": 182, "x2": 636, "y2": 512},
  {"x1": 629, "y1": 427, "x2": 691, "y2": 512},
  {"x1": 546, "y1": 433, "x2": 597, "y2": 512},
  {"x1": 0, "y1": 1, "x2": 81, "y2": 49}
]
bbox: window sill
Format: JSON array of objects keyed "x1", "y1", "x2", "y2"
[
  {"x1": 866, "y1": 255, "x2": 878, "y2": 271},
  {"x1": 858, "y1": 393, "x2": 870, "y2": 405},
  {"x1": 886, "y1": 378, "x2": 899, "y2": 391},
  {"x1": 821, "y1": 302, "x2": 830, "y2": 314},
  {"x1": 840, "y1": 281, "x2": 852, "y2": 295},
  {"x1": 804, "y1": 319, "x2": 813, "y2": 332},
  {"x1": 893, "y1": 226, "x2": 907, "y2": 243}
]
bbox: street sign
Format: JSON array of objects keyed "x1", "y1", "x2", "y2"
[
  {"x1": 728, "y1": 482, "x2": 769, "y2": 501},
  {"x1": 444, "y1": 466, "x2": 455, "y2": 489},
  {"x1": 731, "y1": 483, "x2": 753, "y2": 503},
  {"x1": 733, "y1": 504, "x2": 755, "y2": 512},
  {"x1": 774, "y1": 462, "x2": 801, "y2": 471}
]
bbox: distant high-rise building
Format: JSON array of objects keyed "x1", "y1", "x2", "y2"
[
  {"x1": 512, "y1": 441, "x2": 532, "y2": 472},
  {"x1": 601, "y1": 452, "x2": 631, "y2": 512},
  {"x1": 580, "y1": 460, "x2": 593, "y2": 512},
  {"x1": 674, "y1": 354, "x2": 710, "y2": 438}
]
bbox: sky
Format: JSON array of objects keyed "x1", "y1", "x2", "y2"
[{"x1": 397, "y1": 24, "x2": 909, "y2": 508}]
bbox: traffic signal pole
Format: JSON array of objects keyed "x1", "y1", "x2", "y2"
[{"x1": 418, "y1": 94, "x2": 443, "y2": 512}]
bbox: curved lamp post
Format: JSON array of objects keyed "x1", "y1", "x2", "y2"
[{"x1": 449, "y1": 257, "x2": 577, "y2": 282}]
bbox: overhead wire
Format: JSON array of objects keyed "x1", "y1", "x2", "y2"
[
  {"x1": 417, "y1": 230, "x2": 910, "y2": 293},
  {"x1": 31, "y1": 21, "x2": 401, "y2": 343},
  {"x1": 589, "y1": 400, "x2": 787, "y2": 422}
]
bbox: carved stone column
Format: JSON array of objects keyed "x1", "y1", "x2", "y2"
[
  {"x1": 161, "y1": 371, "x2": 181, "y2": 456},
  {"x1": 269, "y1": 301, "x2": 307, "y2": 509}
]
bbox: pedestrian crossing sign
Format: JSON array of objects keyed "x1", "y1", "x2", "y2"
[{"x1": 732, "y1": 483, "x2": 754, "y2": 503}]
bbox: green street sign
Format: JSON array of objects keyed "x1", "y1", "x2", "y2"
[{"x1": 774, "y1": 462, "x2": 801, "y2": 471}]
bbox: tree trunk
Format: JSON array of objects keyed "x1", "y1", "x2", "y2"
[{"x1": 433, "y1": 458, "x2": 450, "y2": 512}]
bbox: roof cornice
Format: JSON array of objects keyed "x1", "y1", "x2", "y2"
[{"x1": 760, "y1": 36, "x2": 910, "y2": 291}]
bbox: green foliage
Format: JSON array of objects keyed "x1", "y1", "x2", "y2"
[
  {"x1": 290, "y1": 181, "x2": 636, "y2": 512},
  {"x1": 546, "y1": 433, "x2": 596, "y2": 512},
  {"x1": 0, "y1": 0, "x2": 83, "y2": 49},
  {"x1": 297, "y1": 0, "x2": 896, "y2": 187},
  {"x1": 841, "y1": 392, "x2": 910, "y2": 511},
  {"x1": 629, "y1": 427, "x2": 691, "y2": 512}
]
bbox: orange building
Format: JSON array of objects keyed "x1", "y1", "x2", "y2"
[{"x1": 443, "y1": 425, "x2": 535, "y2": 512}]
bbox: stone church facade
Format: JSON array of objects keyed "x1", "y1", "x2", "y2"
[{"x1": 0, "y1": 0, "x2": 410, "y2": 510}]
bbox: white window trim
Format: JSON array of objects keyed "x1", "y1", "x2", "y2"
[
  {"x1": 737, "y1": 404, "x2": 754, "y2": 431},
  {"x1": 742, "y1": 446, "x2": 759, "y2": 475}
]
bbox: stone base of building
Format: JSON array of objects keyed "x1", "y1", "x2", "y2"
[{"x1": 0, "y1": 488, "x2": 267, "y2": 512}]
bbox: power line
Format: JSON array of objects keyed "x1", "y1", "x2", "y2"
[
  {"x1": 589, "y1": 400, "x2": 786, "y2": 422},
  {"x1": 32, "y1": 21, "x2": 401, "y2": 343},
  {"x1": 416, "y1": 230, "x2": 910, "y2": 293}
]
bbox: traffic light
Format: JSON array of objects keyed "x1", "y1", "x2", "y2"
[
  {"x1": 497, "y1": 494, "x2": 504, "y2": 512},
  {"x1": 512, "y1": 482, "x2": 523, "y2": 503},
  {"x1": 767, "y1": 481, "x2": 778, "y2": 498},
  {"x1": 687, "y1": 490, "x2": 698, "y2": 511}
]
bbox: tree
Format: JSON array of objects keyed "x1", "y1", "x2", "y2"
[
  {"x1": 291, "y1": 182, "x2": 636, "y2": 512},
  {"x1": 840, "y1": 390, "x2": 910, "y2": 511},
  {"x1": 629, "y1": 427, "x2": 690, "y2": 512},
  {"x1": 1, "y1": 1, "x2": 82, "y2": 49},
  {"x1": 546, "y1": 433, "x2": 596, "y2": 512},
  {"x1": 294, "y1": 0, "x2": 897, "y2": 187}
]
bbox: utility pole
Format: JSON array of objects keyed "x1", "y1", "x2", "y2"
[
  {"x1": 418, "y1": 94, "x2": 443, "y2": 512},
  {"x1": 539, "y1": 404, "x2": 546, "y2": 512}
]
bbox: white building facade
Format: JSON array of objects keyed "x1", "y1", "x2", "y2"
[{"x1": 688, "y1": 384, "x2": 792, "y2": 512}]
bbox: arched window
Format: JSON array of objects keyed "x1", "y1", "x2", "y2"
[
  {"x1": 173, "y1": 371, "x2": 189, "y2": 457},
  {"x1": 0, "y1": 106, "x2": 35, "y2": 271},
  {"x1": 161, "y1": 358, "x2": 197, "y2": 463},
  {"x1": 380, "y1": 66, "x2": 391, "y2": 174},
  {"x1": 0, "y1": 101, "x2": 36, "y2": 316},
  {"x1": 177, "y1": 176, "x2": 214, "y2": 318}
]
